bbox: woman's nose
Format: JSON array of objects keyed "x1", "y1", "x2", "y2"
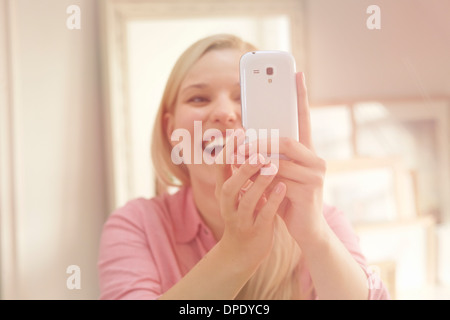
[{"x1": 210, "y1": 95, "x2": 239, "y2": 125}]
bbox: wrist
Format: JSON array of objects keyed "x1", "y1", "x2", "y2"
[
  {"x1": 160, "y1": 238, "x2": 258, "y2": 300},
  {"x1": 294, "y1": 216, "x2": 331, "y2": 254},
  {"x1": 215, "y1": 237, "x2": 260, "y2": 282}
]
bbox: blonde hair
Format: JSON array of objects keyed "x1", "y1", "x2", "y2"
[
  {"x1": 151, "y1": 34, "x2": 256, "y2": 190},
  {"x1": 151, "y1": 34, "x2": 307, "y2": 299}
]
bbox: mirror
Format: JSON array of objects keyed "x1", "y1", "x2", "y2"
[{"x1": 100, "y1": 0, "x2": 306, "y2": 212}]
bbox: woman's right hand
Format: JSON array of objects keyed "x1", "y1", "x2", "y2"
[
  {"x1": 214, "y1": 129, "x2": 287, "y2": 274},
  {"x1": 159, "y1": 129, "x2": 286, "y2": 300}
]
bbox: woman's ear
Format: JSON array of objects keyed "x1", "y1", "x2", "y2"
[{"x1": 163, "y1": 112, "x2": 176, "y2": 147}]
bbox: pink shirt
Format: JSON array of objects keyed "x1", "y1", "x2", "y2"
[{"x1": 98, "y1": 186, "x2": 390, "y2": 300}]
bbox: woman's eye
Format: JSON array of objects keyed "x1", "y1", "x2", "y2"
[
  {"x1": 188, "y1": 96, "x2": 209, "y2": 105},
  {"x1": 231, "y1": 90, "x2": 241, "y2": 103}
]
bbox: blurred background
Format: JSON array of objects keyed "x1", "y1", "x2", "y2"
[{"x1": 1, "y1": 0, "x2": 449, "y2": 299}]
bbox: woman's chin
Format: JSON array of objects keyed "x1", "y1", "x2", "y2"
[{"x1": 187, "y1": 163, "x2": 218, "y2": 188}]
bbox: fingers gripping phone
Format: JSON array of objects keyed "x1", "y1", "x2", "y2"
[{"x1": 240, "y1": 50, "x2": 299, "y2": 163}]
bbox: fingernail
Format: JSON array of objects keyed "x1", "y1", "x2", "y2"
[
  {"x1": 248, "y1": 153, "x2": 259, "y2": 166},
  {"x1": 257, "y1": 153, "x2": 265, "y2": 164},
  {"x1": 260, "y1": 162, "x2": 278, "y2": 176},
  {"x1": 274, "y1": 182, "x2": 285, "y2": 194},
  {"x1": 249, "y1": 153, "x2": 265, "y2": 166}
]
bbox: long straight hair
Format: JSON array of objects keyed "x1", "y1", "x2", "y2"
[{"x1": 151, "y1": 34, "x2": 308, "y2": 299}]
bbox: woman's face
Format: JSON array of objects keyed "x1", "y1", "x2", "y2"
[{"x1": 166, "y1": 48, "x2": 244, "y2": 187}]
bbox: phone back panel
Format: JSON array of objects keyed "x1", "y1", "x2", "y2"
[{"x1": 240, "y1": 51, "x2": 299, "y2": 141}]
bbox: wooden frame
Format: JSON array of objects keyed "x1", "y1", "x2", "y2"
[
  {"x1": 355, "y1": 214, "x2": 437, "y2": 297},
  {"x1": 316, "y1": 99, "x2": 449, "y2": 294},
  {"x1": 312, "y1": 98, "x2": 450, "y2": 224},
  {"x1": 352, "y1": 100, "x2": 450, "y2": 223},
  {"x1": 325, "y1": 156, "x2": 415, "y2": 224},
  {"x1": 0, "y1": 0, "x2": 17, "y2": 299},
  {"x1": 99, "y1": 0, "x2": 307, "y2": 214}
]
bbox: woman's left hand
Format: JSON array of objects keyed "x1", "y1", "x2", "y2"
[
  {"x1": 271, "y1": 139, "x2": 326, "y2": 246},
  {"x1": 276, "y1": 72, "x2": 327, "y2": 246},
  {"x1": 239, "y1": 72, "x2": 327, "y2": 246},
  {"x1": 238, "y1": 73, "x2": 373, "y2": 300}
]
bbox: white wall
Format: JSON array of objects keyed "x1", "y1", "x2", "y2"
[
  {"x1": 2, "y1": 0, "x2": 105, "y2": 299},
  {"x1": 305, "y1": 0, "x2": 450, "y2": 103}
]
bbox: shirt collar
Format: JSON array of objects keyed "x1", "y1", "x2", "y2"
[{"x1": 168, "y1": 186, "x2": 205, "y2": 244}]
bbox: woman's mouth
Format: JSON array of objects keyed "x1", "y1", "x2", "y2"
[{"x1": 202, "y1": 136, "x2": 225, "y2": 157}]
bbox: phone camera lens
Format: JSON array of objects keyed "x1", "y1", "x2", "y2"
[{"x1": 266, "y1": 67, "x2": 274, "y2": 75}]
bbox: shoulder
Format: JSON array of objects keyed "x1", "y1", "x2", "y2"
[
  {"x1": 98, "y1": 188, "x2": 192, "y2": 300},
  {"x1": 322, "y1": 203, "x2": 347, "y2": 223},
  {"x1": 322, "y1": 203, "x2": 365, "y2": 262},
  {"x1": 101, "y1": 187, "x2": 193, "y2": 241},
  {"x1": 322, "y1": 203, "x2": 356, "y2": 238},
  {"x1": 107, "y1": 187, "x2": 190, "y2": 225}
]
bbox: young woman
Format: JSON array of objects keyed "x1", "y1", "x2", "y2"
[{"x1": 98, "y1": 34, "x2": 389, "y2": 300}]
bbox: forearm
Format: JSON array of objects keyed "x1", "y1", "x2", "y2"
[
  {"x1": 298, "y1": 219, "x2": 369, "y2": 300},
  {"x1": 158, "y1": 240, "x2": 254, "y2": 300}
]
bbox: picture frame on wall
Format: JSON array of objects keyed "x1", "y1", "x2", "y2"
[{"x1": 324, "y1": 157, "x2": 417, "y2": 225}]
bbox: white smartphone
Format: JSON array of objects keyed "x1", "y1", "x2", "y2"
[{"x1": 240, "y1": 50, "x2": 299, "y2": 146}]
